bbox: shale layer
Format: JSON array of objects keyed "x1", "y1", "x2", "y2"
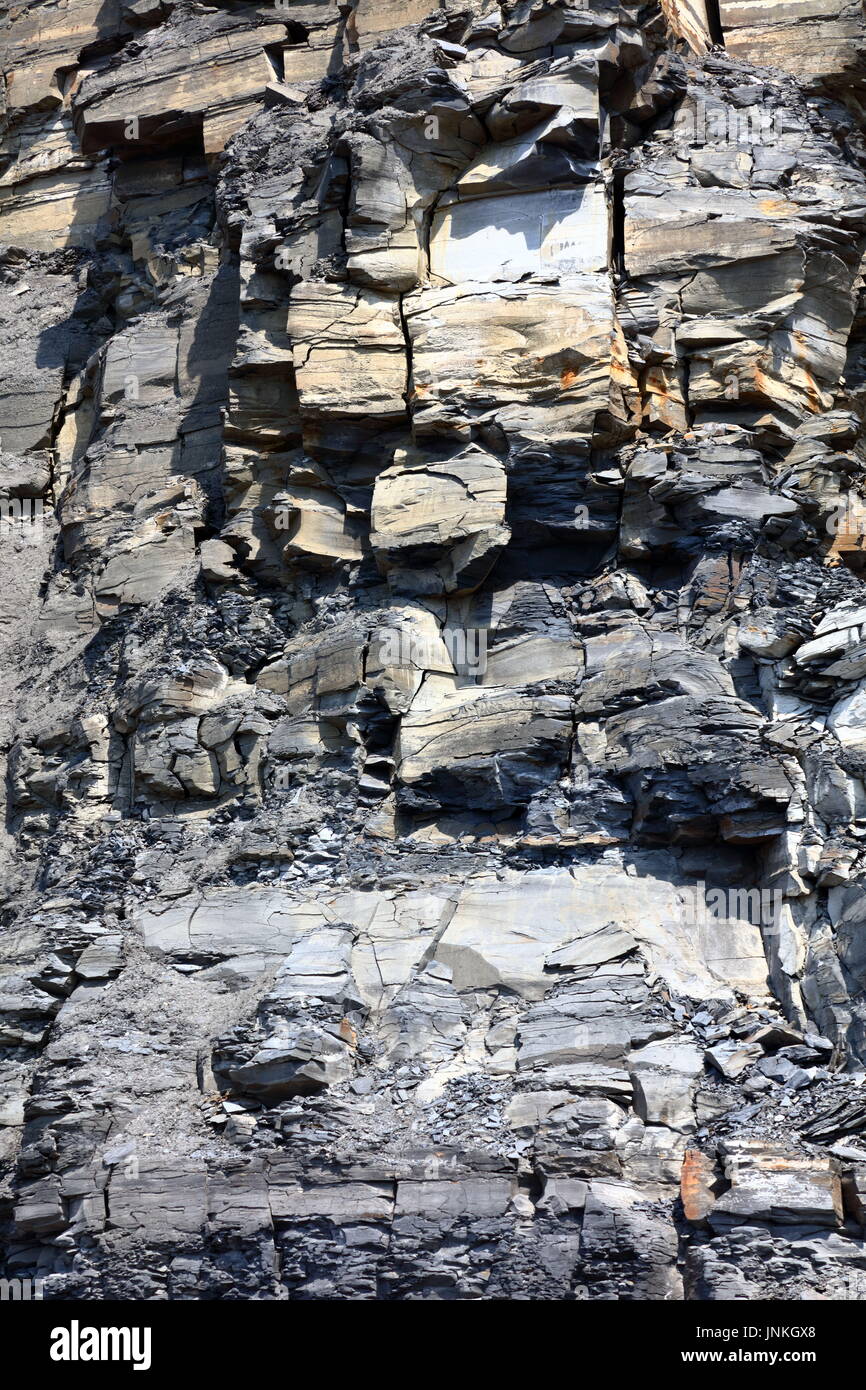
[{"x1": 3, "y1": 0, "x2": 866, "y2": 1300}]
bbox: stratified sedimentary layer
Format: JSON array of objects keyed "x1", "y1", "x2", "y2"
[{"x1": 3, "y1": 0, "x2": 866, "y2": 1300}]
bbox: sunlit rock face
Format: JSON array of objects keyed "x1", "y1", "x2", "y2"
[{"x1": 3, "y1": 0, "x2": 866, "y2": 1302}]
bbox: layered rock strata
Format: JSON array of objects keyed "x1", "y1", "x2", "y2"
[{"x1": 2, "y1": 0, "x2": 866, "y2": 1300}]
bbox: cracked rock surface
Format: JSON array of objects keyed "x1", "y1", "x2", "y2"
[{"x1": 3, "y1": 0, "x2": 866, "y2": 1301}]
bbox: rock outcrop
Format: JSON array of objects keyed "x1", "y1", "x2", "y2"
[{"x1": 3, "y1": 0, "x2": 866, "y2": 1301}]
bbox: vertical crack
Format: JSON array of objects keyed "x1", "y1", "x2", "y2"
[
  {"x1": 704, "y1": 0, "x2": 726, "y2": 48},
  {"x1": 609, "y1": 165, "x2": 626, "y2": 280},
  {"x1": 397, "y1": 291, "x2": 414, "y2": 433}
]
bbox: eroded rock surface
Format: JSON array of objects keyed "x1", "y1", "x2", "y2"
[{"x1": 3, "y1": 0, "x2": 866, "y2": 1301}]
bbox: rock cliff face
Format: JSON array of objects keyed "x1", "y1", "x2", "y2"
[{"x1": 3, "y1": 0, "x2": 866, "y2": 1301}]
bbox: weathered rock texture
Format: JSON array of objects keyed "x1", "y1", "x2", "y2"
[{"x1": 3, "y1": 0, "x2": 866, "y2": 1301}]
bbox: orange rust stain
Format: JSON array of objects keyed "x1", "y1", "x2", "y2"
[
  {"x1": 339, "y1": 1018, "x2": 357, "y2": 1047},
  {"x1": 561, "y1": 368, "x2": 578, "y2": 388},
  {"x1": 681, "y1": 1149, "x2": 716, "y2": 1223},
  {"x1": 804, "y1": 377, "x2": 823, "y2": 413},
  {"x1": 828, "y1": 496, "x2": 866, "y2": 569}
]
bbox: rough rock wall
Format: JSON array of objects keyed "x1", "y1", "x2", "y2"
[{"x1": 3, "y1": 0, "x2": 866, "y2": 1302}]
